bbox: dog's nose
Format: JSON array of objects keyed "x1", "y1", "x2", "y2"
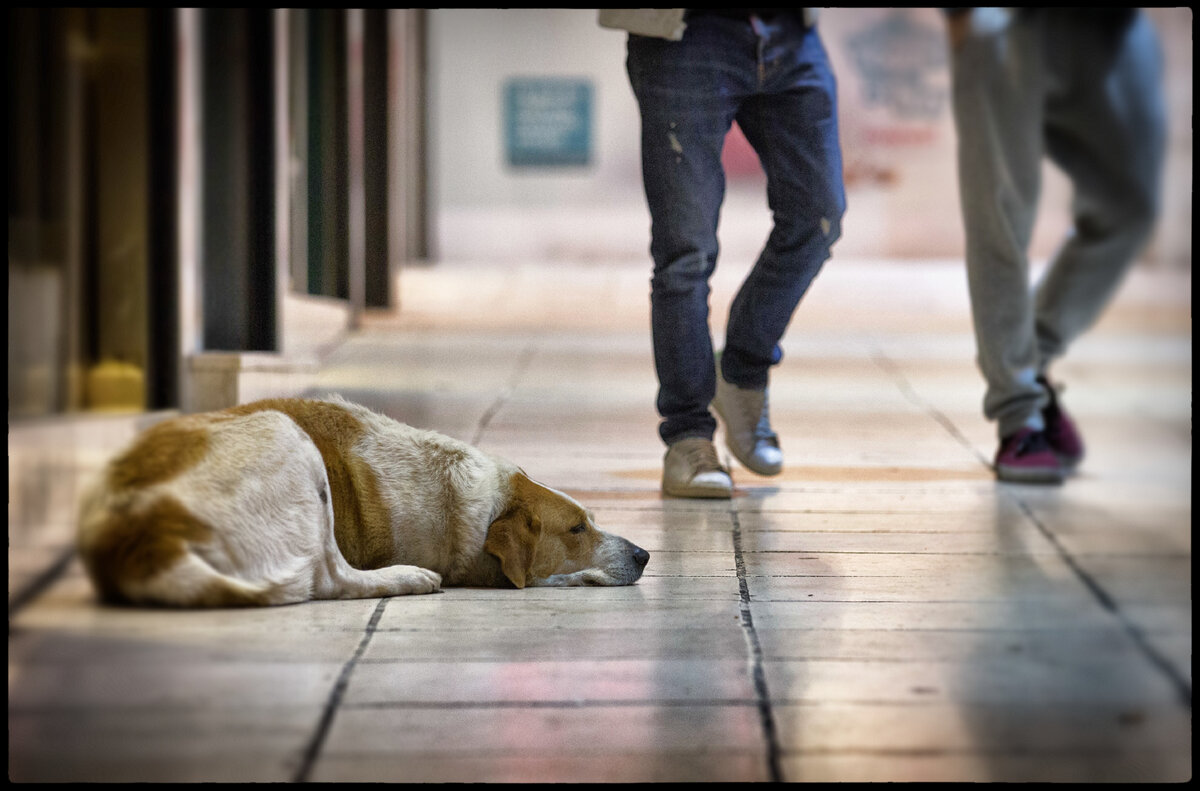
[{"x1": 632, "y1": 546, "x2": 650, "y2": 568}]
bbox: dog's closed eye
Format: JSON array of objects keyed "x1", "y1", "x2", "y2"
[{"x1": 569, "y1": 523, "x2": 587, "y2": 534}]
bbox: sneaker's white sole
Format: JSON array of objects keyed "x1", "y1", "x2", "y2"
[
  {"x1": 995, "y1": 464, "x2": 1065, "y2": 484},
  {"x1": 661, "y1": 480, "x2": 733, "y2": 499},
  {"x1": 721, "y1": 436, "x2": 782, "y2": 477}
]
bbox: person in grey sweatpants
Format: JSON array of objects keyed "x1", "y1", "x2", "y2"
[{"x1": 945, "y1": 8, "x2": 1166, "y2": 483}]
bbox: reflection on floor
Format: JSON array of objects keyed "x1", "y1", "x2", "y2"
[{"x1": 9, "y1": 258, "x2": 1192, "y2": 782}]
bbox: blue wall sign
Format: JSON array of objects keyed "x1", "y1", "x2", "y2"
[{"x1": 505, "y1": 77, "x2": 593, "y2": 167}]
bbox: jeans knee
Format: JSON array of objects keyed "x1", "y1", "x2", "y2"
[
  {"x1": 819, "y1": 204, "x2": 845, "y2": 246},
  {"x1": 768, "y1": 199, "x2": 844, "y2": 259},
  {"x1": 651, "y1": 249, "x2": 716, "y2": 297}
]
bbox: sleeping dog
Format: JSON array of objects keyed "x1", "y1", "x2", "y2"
[{"x1": 76, "y1": 396, "x2": 649, "y2": 607}]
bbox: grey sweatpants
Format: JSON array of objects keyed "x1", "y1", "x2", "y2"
[{"x1": 949, "y1": 8, "x2": 1166, "y2": 439}]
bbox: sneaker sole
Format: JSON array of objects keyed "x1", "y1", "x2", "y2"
[
  {"x1": 662, "y1": 480, "x2": 733, "y2": 499},
  {"x1": 722, "y1": 438, "x2": 782, "y2": 476},
  {"x1": 1054, "y1": 452, "x2": 1084, "y2": 471},
  {"x1": 994, "y1": 463, "x2": 1065, "y2": 485}
]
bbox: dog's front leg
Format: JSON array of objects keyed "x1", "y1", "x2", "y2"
[
  {"x1": 317, "y1": 562, "x2": 443, "y2": 600},
  {"x1": 311, "y1": 508, "x2": 442, "y2": 599}
]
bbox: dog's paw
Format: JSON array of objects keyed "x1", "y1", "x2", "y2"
[
  {"x1": 408, "y1": 567, "x2": 442, "y2": 594},
  {"x1": 386, "y1": 565, "x2": 442, "y2": 595}
]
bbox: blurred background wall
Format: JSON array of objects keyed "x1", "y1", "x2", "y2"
[{"x1": 427, "y1": 8, "x2": 1192, "y2": 269}]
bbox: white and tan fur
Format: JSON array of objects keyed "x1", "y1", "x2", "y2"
[{"x1": 76, "y1": 396, "x2": 649, "y2": 607}]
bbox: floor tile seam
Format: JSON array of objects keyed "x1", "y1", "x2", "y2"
[
  {"x1": 865, "y1": 344, "x2": 992, "y2": 471},
  {"x1": 348, "y1": 654, "x2": 1158, "y2": 667},
  {"x1": 7, "y1": 545, "x2": 78, "y2": 622},
  {"x1": 368, "y1": 624, "x2": 1167, "y2": 633},
  {"x1": 368, "y1": 626, "x2": 749, "y2": 636},
  {"x1": 312, "y1": 747, "x2": 770, "y2": 762},
  {"x1": 353, "y1": 657, "x2": 768, "y2": 663},
  {"x1": 10, "y1": 648, "x2": 1160, "y2": 670},
  {"x1": 730, "y1": 509, "x2": 784, "y2": 782},
  {"x1": 314, "y1": 749, "x2": 770, "y2": 764},
  {"x1": 352, "y1": 658, "x2": 765, "y2": 665},
  {"x1": 1004, "y1": 495, "x2": 1193, "y2": 710},
  {"x1": 292, "y1": 597, "x2": 389, "y2": 783},
  {"x1": 470, "y1": 342, "x2": 538, "y2": 445},
  {"x1": 338, "y1": 699, "x2": 761, "y2": 710},
  {"x1": 21, "y1": 691, "x2": 1176, "y2": 717}
]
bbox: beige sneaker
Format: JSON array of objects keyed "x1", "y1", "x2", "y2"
[{"x1": 662, "y1": 437, "x2": 733, "y2": 499}]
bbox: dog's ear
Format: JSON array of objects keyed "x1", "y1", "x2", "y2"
[{"x1": 484, "y1": 508, "x2": 542, "y2": 589}]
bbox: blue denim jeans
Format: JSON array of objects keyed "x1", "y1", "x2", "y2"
[{"x1": 626, "y1": 12, "x2": 845, "y2": 445}]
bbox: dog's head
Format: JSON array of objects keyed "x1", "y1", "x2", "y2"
[{"x1": 483, "y1": 472, "x2": 648, "y2": 588}]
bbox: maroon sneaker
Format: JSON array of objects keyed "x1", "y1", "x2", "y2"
[
  {"x1": 994, "y1": 427, "x2": 1065, "y2": 484},
  {"x1": 1039, "y1": 376, "x2": 1084, "y2": 468}
]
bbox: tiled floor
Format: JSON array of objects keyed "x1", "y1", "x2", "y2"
[{"x1": 8, "y1": 257, "x2": 1192, "y2": 782}]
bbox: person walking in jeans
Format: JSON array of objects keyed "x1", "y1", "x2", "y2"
[
  {"x1": 600, "y1": 9, "x2": 845, "y2": 498},
  {"x1": 945, "y1": 8, "x2": 1166, "y2": 483}
]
